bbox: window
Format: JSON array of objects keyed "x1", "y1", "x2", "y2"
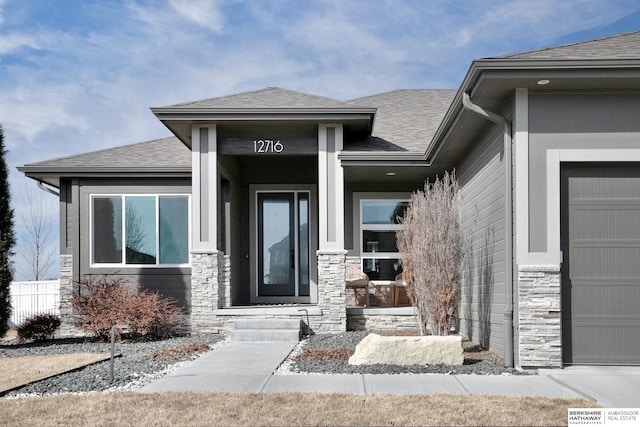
[
  {"x1": 91, "y1": 195, "x2": 189, "y2": 266},
  {"x1": 360, "y1": 199, "x2": 409, "y2": 283}
]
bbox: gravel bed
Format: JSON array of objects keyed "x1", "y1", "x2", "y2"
[
  {"x1": 2, "y1": 330, "x2": 526, "y2": 398},
  {"x1": 275, "y1": 331, "x2": 528, "y2": 376},
  {"x1": 1, "y1": 334, "x2": 226, "y2": 398}
]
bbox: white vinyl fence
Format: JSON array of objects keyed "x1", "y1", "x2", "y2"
[{"x1": 9, "y1": 280, "x2": 60, "y2": 327}]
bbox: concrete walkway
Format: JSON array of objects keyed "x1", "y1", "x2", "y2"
[{"x1": 140, "y1": 341, "x2": 640, "y2": 408}]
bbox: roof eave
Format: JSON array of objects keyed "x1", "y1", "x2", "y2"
[
  {"x1": 18, "y1": 166, "x2": 191, "y2": 176},
  {"x1": 151, "y1": 107, "x2": 377, "y2": 118},
  {"x1": 339, "y1": 151, "x2": 428, "y2": 166},
  {"x1": 425, "y1": 57, "x2": 640, "y2": 164}
]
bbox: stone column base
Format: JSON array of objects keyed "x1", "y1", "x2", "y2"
[
  {"x1": 190, "y1": 250, "x2": 223, "y2": 333},
  {"x1": 316, "y1": 250, "x2": 347, "y2": 333},
  {"x1": 518, "y1": 265, "x2": 562, "y2": 368}
]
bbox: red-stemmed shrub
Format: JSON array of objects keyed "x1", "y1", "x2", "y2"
[{"x1": 71, "y1": 276, "x2": 182, "y2": 341}]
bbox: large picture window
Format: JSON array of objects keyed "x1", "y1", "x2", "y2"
[
  {"x1": 360, "y1": 199, "x2": 409, "y2": 283},
  {"x1": 91, "y1": 195, "x2": 189, "y2": 266}
]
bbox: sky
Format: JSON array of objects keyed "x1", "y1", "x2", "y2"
[{"x1": 1, "y1": 0, "x2": 640, "y2": 280}]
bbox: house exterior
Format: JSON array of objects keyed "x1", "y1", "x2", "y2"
[{"x1": 20, "y1": 31, "x2": 640, "y2": 368}]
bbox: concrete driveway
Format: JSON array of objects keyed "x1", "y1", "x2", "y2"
[{"x1": 540, "y1": 366, "x2": 640, "y2": 407}]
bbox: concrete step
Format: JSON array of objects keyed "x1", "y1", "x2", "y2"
[
  {"x1": 233, "y1": 319, "x2": 301, "y2": 331},
  {"x1": 230, "y1": 328, "x2": 301, "y2": 342},
  {"x1": 231, "y1": 318, "x2": 302, "y2": 342}
]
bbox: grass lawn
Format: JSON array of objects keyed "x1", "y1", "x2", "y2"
[
  {"x1": 0, "y1": 353, "x2": 110, "y2": 394},
  {"x1": 0, "y1": 391, "x2": 598, "y2": 426}
]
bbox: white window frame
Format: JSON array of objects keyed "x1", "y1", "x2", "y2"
[
  {"x1": 89, "y1": 194, "x2": 191, "y2": 268},
  {"x1": 354, "y1": 193, "x2": 410, "y2": 284}
]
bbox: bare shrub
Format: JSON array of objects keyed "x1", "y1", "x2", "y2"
[
  {"x1": 396, "y1": 171, "x2": 465, "y2": 336},
  {"x1": 71, "y1": 276, "x2": 182, "y2": 341},
  {"x1": 128, "y1": 290, "x2": 183, "y2": 339},
  {"x1": 16, "y1": 313, "x2": 61, "y2": 342}
]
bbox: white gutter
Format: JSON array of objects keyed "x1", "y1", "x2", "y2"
[
  {"x1": 462, "y1": 92, "x2": 514, "y2": 368},
  {"x1": 37, "y1": 181, "x2": 60, "y2": 197}
]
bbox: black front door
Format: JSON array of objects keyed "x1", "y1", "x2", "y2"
[{"x1": 257, "y1": 192, "x2": 309, "y2": 296}]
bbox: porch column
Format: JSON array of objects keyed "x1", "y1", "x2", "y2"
[
  {"x1": 191, "y1": 125, "x2": 222, "y2": 332},
  {"x1": 317, "y1": 124, "x2": 347, "y2": 332},
  {"x1": 192, "y1": 125, "x2": 217, "y2": 250},
  {"x1": 318, "y1": 124, "x2": 344, "y2": 250}
]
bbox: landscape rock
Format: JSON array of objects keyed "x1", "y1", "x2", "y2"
[{"x1": 348, "y1": 333, "x2": 463, "y2": 366}]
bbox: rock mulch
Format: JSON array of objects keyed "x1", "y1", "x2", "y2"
[
  {"x1": 0, "y1": 334, "x2": 226, "y2": 398},
  {"x1": 275, "y1": 331, "x2": 527, "y2": 375},
  {"x1": 1, "y1": 330, "x2": 526, "y2": 398}
]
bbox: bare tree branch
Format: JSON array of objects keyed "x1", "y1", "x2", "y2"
[{"x1": 19, "y1": 185, "x2": 57, "y2": 281}]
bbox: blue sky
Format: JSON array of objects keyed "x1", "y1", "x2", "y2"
[{"x1": 2, "y1": 0, "x2": 640, "y2": 279}]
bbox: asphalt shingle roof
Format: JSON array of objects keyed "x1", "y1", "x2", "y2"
[
  {"x1": 23, "y1": 136, "x2": 190, "y2": 169},
  {"x1": 346, "y1": 89, "x2": 456, "y2": 152},
  {"x1": 24, "y1": 31, "x2": 640, "y2": 171},
  {"x1": 496, "y1": 30, "x2": 640, "y2": 59},
  {"x1": 160, "y1": 87, "x2": 360, "y2": 109}
]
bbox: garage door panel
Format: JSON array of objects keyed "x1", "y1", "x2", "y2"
[
  {"x1": 561, "y1": 164, "x2": 640, "y2": 366},
  {"x1": 572, "y1": 325, "x2": 640, "y2": 365},
  {"x1": 571, "y1": 281, "x2": 639, "y2": 320},
  {"x1": 569, "y1": 173, "x2": 640, "y2": 200},
  {"x1": 570, "y1": 207, "x2": 640, "y2": 240},
  {"x1": 570, "y1": 246, "x2": 640, "y2": 278}
]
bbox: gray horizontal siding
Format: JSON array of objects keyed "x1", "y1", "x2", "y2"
[{"x1": 458, "y1": 125, "x2": 506, "y2": 354}]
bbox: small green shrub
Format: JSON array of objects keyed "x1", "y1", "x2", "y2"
[
  {"x1": 71, "y1": 276, "x2": 183, "y2": 341},
  {"x1": 17, "y1": 313, "x2": 61, "y2": 342}
]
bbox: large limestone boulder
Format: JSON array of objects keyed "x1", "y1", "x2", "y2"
[{"x1": 348, "y1": 333, "x2": 464, "y2": 366}]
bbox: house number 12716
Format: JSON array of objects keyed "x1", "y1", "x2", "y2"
[{"x1": 254, "y1": 139, "x2": 284, "y2": 153}]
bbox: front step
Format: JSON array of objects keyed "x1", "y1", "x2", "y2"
[{"x1": 231, "y1": 319, "x2": 301, "y2": 342}]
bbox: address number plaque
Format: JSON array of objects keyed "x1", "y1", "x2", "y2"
[{"x1": 217, "y1": 137, "x2": 318, "y2": 155}]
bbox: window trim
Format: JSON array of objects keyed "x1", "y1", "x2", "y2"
[
  {"x1": 354, "y1": 193, "x2": 410, "y2": 284},
  {"x1": 89, "y1": 193, "x2": 191, "y2": 268}
]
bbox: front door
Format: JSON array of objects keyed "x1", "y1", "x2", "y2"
[{"x1": 255, "y1": 190, "x2": 311, "y2": 299}]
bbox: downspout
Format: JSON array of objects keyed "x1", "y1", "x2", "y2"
[
  {"x1": 37, "y1": 181, "x2": 60, "y2": 197},
  {"x1": 462, "y1": 92, "x2": 514, "y2": 368}
]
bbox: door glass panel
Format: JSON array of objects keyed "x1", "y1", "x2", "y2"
[
  {"x1": 260, "y1": 194, "x2": 292, "y2": 287},
  {"x1": 298, "y1": 193, "x2": 310, "y2": 296}
]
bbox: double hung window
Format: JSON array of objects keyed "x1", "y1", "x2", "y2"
[
  {"x1": 91, "y1": 195, "x2": 190, "y2": 266},
  {"x1": 360, "y1": 199, "x2": 409, "y2": 283}
]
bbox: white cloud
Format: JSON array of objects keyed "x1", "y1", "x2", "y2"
[
  {"x1": 0, "y1": 32, "x2": 40, "y2": 54},
  {"x1": 168, "y1": 0, "x2": 228, "y2": 32}
]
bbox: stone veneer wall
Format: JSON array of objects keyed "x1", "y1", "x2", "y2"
[
  {"x1": 518, "y1": 265, "x2": 562, "y2": 368},
  {"x1": 347, "y1": 307, "x2": 418, "y2": 332},
  {"x1": 190, "y1": 251, "x2": 222, "y2": 333},
  {"x1": 316, "y1": 250, "x2": 347, "y2": 333},
  {"x1": 218, "y1": 252, "x2": 231, "y2": 308},
  {"x1": 58, "y1": 254, "x2": 77, "y2": 336}
]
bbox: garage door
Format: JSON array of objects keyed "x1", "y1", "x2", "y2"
[{"x1": 561, "y1": 164, "x2": 640, "y2": 365}]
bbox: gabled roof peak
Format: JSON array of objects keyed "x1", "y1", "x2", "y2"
[{"x1": 157, "y1": 87, "x2": 361, "y2": 110}]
